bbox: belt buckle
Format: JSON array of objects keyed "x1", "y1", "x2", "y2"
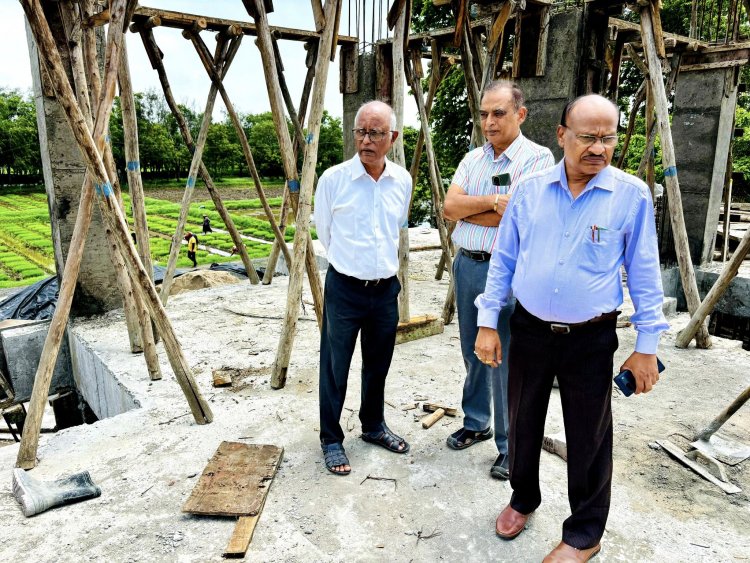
[
  {"x1": 364, "y1": 279, "x2": 380, "y2": 287},
  {"x1": 550, "y1": 323, "x2": 570, "y2": 334}
]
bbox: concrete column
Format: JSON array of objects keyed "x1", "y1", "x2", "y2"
[
  {"x1": 672, "y1": 67, "x2": 740, "y2": 265},
  {"x1": 514, "y1": 8, "x2": 584, "y2": 161},
  {"x1": 26, "y1": 3, "x2": 121, "y2": 316},
  {"x1": 343, "y1": 51, "x2": 376, "y2": 159}
]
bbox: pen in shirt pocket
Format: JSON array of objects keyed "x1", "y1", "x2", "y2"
[{"x1": 590, "y1": 225, "x2": 610, "y2": 242}]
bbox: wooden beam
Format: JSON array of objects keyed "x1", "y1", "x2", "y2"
[
  {"x1": 395, "y1": 315, "x2": 445, "y2": 345},
  {"x1": 311, "y1": 0, "x2": 325, "y2": 33},
  {"x1": 640, "y1": 5, "x2": 712, "y2": 348},
  {"x1": 487, "y1": 1, "x2": 511, "y2": 51},
  {"x1": 132, "y1": 6, "x2": 357, "y2": 45}
]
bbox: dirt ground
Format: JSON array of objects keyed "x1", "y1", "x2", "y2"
[
  {"x1": 0, "y1": 231, "x2": 749, "y2": 562},
  {"x1": 143, "y1": 185, "x2": 286, "y2": 204}
]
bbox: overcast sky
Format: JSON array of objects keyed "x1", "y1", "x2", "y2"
[{"x1": 1, "y1": 0, "x2": 419, "y2": 126}]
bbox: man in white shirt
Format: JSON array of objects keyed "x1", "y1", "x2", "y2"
[{"x1": 314, "y1": 101, "x2": 413, "y2": 475}]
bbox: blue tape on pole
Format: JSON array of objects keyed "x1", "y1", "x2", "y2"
[
  {"x1": 126, "y1": 160, "x2": 140, "y2": 171},
  {"x1": 105, "y1": 134, "x2": 111, "y2": 143},
  {"x1": 306, "y1": 133, "x2": 314, "y2": 144},
  {"x1": 664, "y1": 166, "x2": 677, "y2": 177},
  {"x1": 187, "y1": 176, "x2": 196, "y2": 188},
  {"x1": 288, "y1": 179, "x2": 300, "y2": 193},
  {"x1": 96, "y1": 182, "x2": 113, "y2": 197}
]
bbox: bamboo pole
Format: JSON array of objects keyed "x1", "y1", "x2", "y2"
[
  {"x1": 392, "y1": 1, "x2": 410, "y2": 323},
  {"x1": 640, "y1": 6, "x2": 712, "y2": 348},
  {"x1": 645, "y1": 82, "x2": 656, "y2": 197},
  {"x1": 616, "y1": 79, "x2": 646, "y2": 170},
  {"x1": 245, "y1": 0, "x2": 325, "y2": 333},
  {"x1": 187, "y1": 31, "x2": 293, "y2": 272},
  {"x1": 159, "y1": 35, "x2": 246, "y2": 301},
  {"x1": 137, "y1": 28, "x2": 257, "y2": 292},
  {"x1": 263, "y1": 39, "x2": 318, "y2": 284},
  {"x1": 676, "y1": 225, "x2": 750, "y2": 348},
  {"x1": 119, "y1": 43, "x2": 162, "y2": 380},
  {"x1": 250, "y1": 0, "x2": 339, "y2": 389},
  {"x1": 19, "y1": 0, "x2": 212, "y2": 470},
  {"x1": 722, "y1": 163, "x2": 733, "y2": 263},
  {"x1": 459, "y1": 21, "x2": 484, "y2": 148}
]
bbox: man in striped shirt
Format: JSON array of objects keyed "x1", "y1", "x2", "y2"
[{"x1": 443, "y1": 81, "x2": 553, "y2": 479}]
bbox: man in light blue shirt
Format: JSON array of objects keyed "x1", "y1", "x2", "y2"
[
  {"x1": 443, "y1": 81, "x2": 553, "y2": 481},
  {"x1": 475, "y1": 95, "x2": 668, "y2": 562},
  {"x1": 314, "y1": 101, "x2": 412, "y2": 476}
]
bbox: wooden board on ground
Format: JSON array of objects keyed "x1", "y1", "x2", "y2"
[
  {"x1": 396, "y1": 315, "x2": 444, "y2": 345},
  {"x1": 183, "y1": 441, "x2": 283, "y2": 517},
  {"x1": 212, "y1": 369, "x2": 233, "y2": 387}
]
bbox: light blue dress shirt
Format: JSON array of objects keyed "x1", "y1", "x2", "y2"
[
  {"x1": 475, "y1": 160, "x2": 669, "y2": 354},
  {"x1": 314, "y1": 155, "x2": 412, "y2": 280}
]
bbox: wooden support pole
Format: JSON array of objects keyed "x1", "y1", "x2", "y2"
[
  {"x1": 263, "y1": 39, "x2": 318, "y2": 284},
  {"x1": 616, "y1": 79, "x2": 646, "y2": 170},
  {"x1": 19, "y1": 0, "x2": 212, "y2": 471},
  {"x1": 608, "y1": 33, "x2": 626, "y2": 100},
  {"x1": 487, "y1": 1, "x2": 511, "y2": 51},
  {"x1": 119, "y1": 43, "x2": 162, "y2": 380},
  {"x1": 645, "y1": 82, "x2": 656, "y2": 195},
  {"x1": 188, "y1": 31, "x2": 293, "y2": 272},
  {"x1": 460, "y1": 21, "x2": 484, "y2": 148},
  {"x1": 405, "y1": 56, "x2": 452, "y2": 288},
  {"x1": 640, "y1": 6, "x2": 712, "y2": 348},
  {"x1": 138, "y1": 29, "x2": 257, "y2": 293},
  {"x1": 160, "y1": 34, "x2": 255, "y2": 302},
  {"x1": 676, "y1": 224, "x2": 750, "y2": 348},
  {"x1": 247, "y1": 0, "x2": 326, "y2": 329},
  {"x1": 250, "y1": 0, "x2": 339, "y2": 389},
  {"x1": 722, "y1": 160, "x2": 733, "y2": 262},
  {"x1": 392, "y1": 1, "x2": 410, "y2": 323}
]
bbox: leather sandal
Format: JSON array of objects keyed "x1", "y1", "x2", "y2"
[
  {"x1": 361, "y1": 424, "x2": 410, "y2": 453},
  {"x1": 446, "y1": 426, "x2": 493, "y2": 450}
]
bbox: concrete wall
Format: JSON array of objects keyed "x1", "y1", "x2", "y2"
[
  {"x1": 343, "y1": 51, "x2": 376, "y2": 159},
  {"x1": 68, "y1": 331, "x2": 140, "y2": 419},
  {"x1": 26, "y1": 5, "x2": 121, "y2": 316},
  {"x1": 0, "y1": 320, "x2": 74, "y2": 402},
  {"x1": 515, "y1": 8, "x2": 583, "y2": 161},
  {"x1": 661, "y1": 266, "x2": 750, "y2": 317},
  {"x1": 671, "y1": 67, "x2": 739, "y2": 265}
]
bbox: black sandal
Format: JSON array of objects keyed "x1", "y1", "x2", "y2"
[
  {"x1": 446, "y1": 427, "x2": 493, "y2": 450},
  {"x1": 322, "y1": 443, "x2": 351, "y2": 475},
  {"x1": 361, "y1": 424, "x2": 410, "y2": 454}
]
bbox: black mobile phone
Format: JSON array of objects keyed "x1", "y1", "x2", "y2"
[
  {"x1": 613, "y1": 357, "x2": 665, "y2": 397},
  {"x1": 492, "y1": 173, "x2": 511, "y2": 187}
]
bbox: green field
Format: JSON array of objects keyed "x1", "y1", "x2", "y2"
[{"x1": 0, "y1": 186, "x2": 310, "y2": 288}]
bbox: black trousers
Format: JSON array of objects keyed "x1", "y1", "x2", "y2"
[
  {"x1": 319, "y1": 266, "x2": 401, "y2": 445},
  {"x1": 508, "y1": 303, "x2": 618, "y2": 549}
]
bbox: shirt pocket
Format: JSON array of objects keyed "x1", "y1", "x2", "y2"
[{"x1": 579, "y1": 227, "x2": 624, "y2": 274}]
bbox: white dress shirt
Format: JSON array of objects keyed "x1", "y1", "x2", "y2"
[{"x1": 314, "y1": 155, "x2": 412, "y2": 280}]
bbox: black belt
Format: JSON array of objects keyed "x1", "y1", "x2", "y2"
[
  {"x1": 331, "y1": 266, "x2": 391, "y2": 287},
  {"x1": 460, "y1": 248, "x2": 492, "y2": 262},
  {"x1": 516, "y1": 302, "x2": 620, "y2": 334}
]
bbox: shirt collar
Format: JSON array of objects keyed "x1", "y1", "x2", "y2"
[
  {"x1": 482, "y1": 132, "x2": 526, "y2": 162},
  {"x1": 349, "y1": 154, "x2": 394, "y2": 180},
  {"x1": 554, "y1": 160, "x2": 616, "y2": 193}
]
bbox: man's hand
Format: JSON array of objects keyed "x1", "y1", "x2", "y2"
[
  {"x1": 619, "y1": 352, "x2": 659, "y2": 394},
  {"x1": 475, "y1": 326, "x2": 502, "y2": 368}
]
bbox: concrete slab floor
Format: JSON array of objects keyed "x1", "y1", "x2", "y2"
[{"x1": 0, "y1": 231, "x2": 749, "y2": 562}]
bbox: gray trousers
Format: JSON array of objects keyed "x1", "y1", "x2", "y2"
[{"x1": 454, "y1": 251, "x2": 515, "y2": 454}]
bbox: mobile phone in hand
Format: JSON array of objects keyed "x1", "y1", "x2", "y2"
[{"x1": 613, "y1": 357, "x2": 665, "y2": 397}]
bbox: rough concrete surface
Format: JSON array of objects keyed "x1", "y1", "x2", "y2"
[{"x1": 1, "y1": 229, "x2": 749, "y2": 562}]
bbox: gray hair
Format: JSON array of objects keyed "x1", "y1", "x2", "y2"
[
  {"x1": 354, "y1": 100, "x2": 397, "y2": 131},
  {"x1": 481, "y1": 80, "x2": 525, "y2": 111}
]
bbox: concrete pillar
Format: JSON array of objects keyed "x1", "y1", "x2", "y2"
[
  {"x1": 343, "y1": 51, "x2": 376, "y2": 159},
  {"x1": 672, "y1": 67, "x2": 740, "y2": 265},
  {"x1": 26, "y1": 3, "x2": 121, "y2": 316},
  {"x1": 514, "y1": 8, "x2": 585, "y2": 161}
]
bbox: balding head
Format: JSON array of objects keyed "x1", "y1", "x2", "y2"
[{"x1": 560, "y1": 94, "x2": 619, "y2": 128}]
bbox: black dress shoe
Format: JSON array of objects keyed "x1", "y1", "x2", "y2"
[{"x1": 490, "y1": 453, "x2": 509, "y2": 480}]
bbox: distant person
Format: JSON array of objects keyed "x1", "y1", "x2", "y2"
[
  {"x1": 185, "y1": 231, "x2": 198, "y2": 268},
  {"x1": 475, "y1": 94, "x2": 668, "y2": 562},
  {"x1": 314, "y1": 100, "x2": 412, "y2": 476},
  {"x1": 202, "y1": 215, "x2": 212, "y2": 235},
  {"x1": 442, "y1": 80, "x2": 553, "y2": 481},
  {"x1": 230, "y1": 245, "x2": 238, "y2": 256}
]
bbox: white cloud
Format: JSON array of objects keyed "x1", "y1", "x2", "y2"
[{"x1": 2, "y1": 1, "x2": 420, "y2": 127}]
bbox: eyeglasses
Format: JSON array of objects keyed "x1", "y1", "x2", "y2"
[
  {"x1": 352, "y1": 128, "x2": 391, "y2": 142},
  {"x1": 573, "y1": 133, "x2": 619, "y2": 148}
]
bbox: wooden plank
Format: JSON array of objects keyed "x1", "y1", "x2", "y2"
[
  {"x1": 133, "y1": 6, "x2": 357, "y2": 45},
  {"x1": 212, "y1": 370, "x2": 233, "y2": 387},
  {"x1": 487, "y1": 1, "x2": 511, "y2": 51},
  {"x1": 183, "y1": 442, "x2": 283, "y2": 516},
  {"x1": 681, "y1": 59, "x2": 748, "y2": 72},
  {"x1": 310, "y1": 0, "x2": 325, "y2": 33},
  {"x1": 423, "y1": 402, "x2": 457, "y2": 416},
  {"x1": 395, "y1": 315, "x2": 444, "y2": 345},
  {"x1": 657, "y1": 440, "x2": 741, "y2": 494},
  {"x1": 535, "y1": 6, "x2": 550, "y2": 76}
]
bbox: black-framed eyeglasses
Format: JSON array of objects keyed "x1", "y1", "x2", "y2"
[{"x1": 352, "y1": 128, "x2": 391, "y2": 142}]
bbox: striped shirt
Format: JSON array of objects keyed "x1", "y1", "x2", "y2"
[{"x1": 450, "y1": 133, "x2": 554, "y2": 252}]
